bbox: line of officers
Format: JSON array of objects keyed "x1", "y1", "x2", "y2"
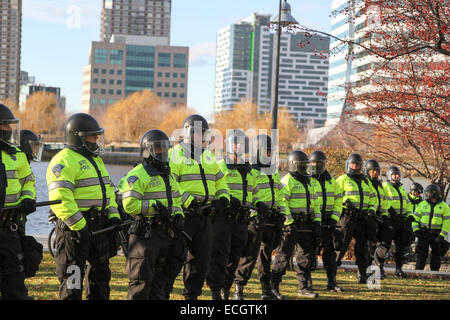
[{"x1": 0, "y1": 103, "x2": 449, "y2": 300}]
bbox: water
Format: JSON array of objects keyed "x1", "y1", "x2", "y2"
[{"x1": 26, "y1": 161, "x2": 437, "y2": 236}]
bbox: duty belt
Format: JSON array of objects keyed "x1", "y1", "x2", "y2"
[
  {"x1": 223, "y1": 207, "x2": 250, "y2": 224},
  {"x1": 388, "y1": 213, "x2": 406, "y2": 221},
  {"x1": 82, "y1": 208, "x2": 109, "y2": 226},
  {"x1": 344, "y1": 208, "x2": 366, "y2": 220},
  {"x1": 292, "y1": 212, "x2": 312, "y2": 223},
  {"x1": 0, "y1": 208, "x2": 20, "y2": 231}
]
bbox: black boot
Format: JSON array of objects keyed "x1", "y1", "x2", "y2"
[
  {"x1": 233, "y1": 284, "x2": 244, "y2": 300},
  {"x1": 357, "y1": 269, "x2": 368, "y2": 284},
  {"x1": 271, "y1": 281, "x2": 284, "y2": 300},
  {"x1": 221, "y1": 287, "x2": 230, "y2": 300},
  {"x1": 379, "y1": 264, "x2": 386, "y2": 280},
  {"x1": 395, "y1": 268, "x2": 407, "y2": 278},
  {"x1": 326, "y1": 276, "x2": 343, "y2": 292},
  {"x1": 211, "y1": 289, "x2": 222, "y2": 300},
  {"x1": 260, "y1": 282, "x2": 276, "y2": 300},
  {"x1": 297, "y1": 287, "x2": 319, "y2": 298}
]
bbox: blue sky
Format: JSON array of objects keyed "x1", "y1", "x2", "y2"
[{"x1": 21, "y1": 0, "x2": 332, "y2": 119}]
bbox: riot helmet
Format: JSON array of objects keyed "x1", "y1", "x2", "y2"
[
  {"x1": 64, "y1": 113, "x2": 105, "y2": 156},
  {"x1": 255, "y1": 134, "x2": 273, "y2": 167},
  {"x1": 225, "y1": 129, "x2": 249, "y2": 164},
  {"x1": 182, "y1": 114, "x2": 210, "y2": 147},
  {"x1": 345, "y1": 153, "x2": 363, "y2": 176},
  {"x1": 0, "y1": 103, "x2": 20, "y2": 147},
  {"x1": 309, "y1": 150, "x2": 327, "y2": 176},
  {"x1": 287, "y1": 150, "x2": 310, "y2": 177},
  {"x1": 140, "y1": 129, "x2": 170, "y2": 172},
  {"x1": 20, "y1": 129, "x2": 43, "y2": 162},
  {"x1": 364, "y1": 159, "x2": 381, "y2": 180},
  {"x1": 410, "y1": 182, "x2": 424, "y2": 195},
  {"x1": 386, "y1": 166, "x2": 402, "y2": 185},
  {"x1": 424, "y1": 184, "x2": 441, "y2": 203}
]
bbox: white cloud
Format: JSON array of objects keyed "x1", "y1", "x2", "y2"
[
  {"x1": 22, "y1": 0, "x2": 100, "y2": 29},
  {"x1": 189, "y1": 42, "x2": 216, "y2": 67}
]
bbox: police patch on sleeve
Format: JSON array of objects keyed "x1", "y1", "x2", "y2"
[
  {"x1": 127, "y1": 176, "x2": 139, "y2": 187},
  {"x1": 52, "y1": 164, "x2": 65, "y2": 178}
]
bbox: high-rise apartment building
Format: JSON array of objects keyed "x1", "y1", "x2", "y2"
[
  {"x1": 0, "y1": 0, "x2": 21, "y2": 104},
  {"x1": 101, "y1": 0, "x2": 171, "y2": 44},
  {"x1": 214, "y1": 13, "x2": 329, "y2": 128}
]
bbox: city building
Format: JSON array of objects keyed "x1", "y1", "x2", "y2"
[
  {"x1": 0, "y1": 0, "x2": 21, "y2": 104},
  {"x1": 101, "y1": 0, "x2": 171, "y2": 44},
  {"x1": 82, "y1": 39, "x2": 188, "y2": 115},
  {"x1": 19, "y1": 84, "x2": 66, "y2": 113},
  {"x1": 19, "y1": 70, "x2": 35, "y2": 87},
  {"x1": 214, "y1": 13, "x2": 329, "y2": 128}
]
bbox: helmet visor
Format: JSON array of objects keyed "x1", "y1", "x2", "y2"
[
  {"x1": 367, "y1": 168, "x2": 380, "y2": 179},
  {"x1": 310, "y1": 160, "x2": 326, "y2": 175},
  {"x1": 258, "y1": 146, "x2": 273, "y2": 165},
  {"x1": 291, "y1": 160, "x2": 310, "y2": 175},
  {"x1": 226, "y1": 135, "x2": 248, "y2": 156},
  {"x1": 29, "y1": 140, "x2": 44, "y2": 162},
  {"x1": 0, "y1": 119, "x2": 20, "y2": 146},
  {"x1": 346, "y1": 159, "x2": 363, "y2": 175},
  {"x1": 387, "y1": 170, "x2": 402, "y2": 183},
  {"x1": 142, "y1": 139, "x2": 170, "y2": 162},
  {"x1": 79, "y1": 129, "x2": 105, "y2": 156}
]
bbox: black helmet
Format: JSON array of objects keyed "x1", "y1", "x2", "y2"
[
  {"x1": 287, "y1": 150, "x2": 310, "y2": 176},
  {"x1": 386, "y1": 166, "x2": 402, "y2": 184},
  {"x1": 255, "y1": 134, "x2": 273, "y2": 167},
  {"x1": 64, "y1": 113, "x2": 105, "y2": 156},
  {"x1": 410, "y1": 182, "x2": 424, "y2": 194},
  {"x1": 182, "y1": 114, "x2": 209, "y2": 147},
  {"x1": 345, "y1": 153, "x2": 363, "y2": 176},
  {"x1": 20, "y1": 129, "x2": 43, "y2": 162},
  {"x1": 0, "y1": 103, "x2": 20, "y2": 146},
  {"x1": 309, "y1": 150, "x2": 327, "y2": 175},
  {"x1": 140, "y1": 129, "x2": 170, "y2": 164},
  {"x1": 364, "y1": 159, "x2": 381, "y2": 178},
  {"x1": 424, "y1": 184, "x2": 441, "y2": 202},
  {"x1": 225, "y1": 129, "x2": 249, "y2": 158}
]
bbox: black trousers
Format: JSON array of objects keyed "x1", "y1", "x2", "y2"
[
  {"x1": 126, "y1": 225, "x2": 172, "y2": 300},
  {"x1": 375, "y1": 218, "x2": 410, "y2": 269},
  {"x1": 320, "y1": 221, "x2": 338, "y2": 280},
  {"x1": 206, "y1": 213, "x2": 248, "y2": 291},
  {"x1": 415, "y1": 236, "x2": 442, "y2": 271},
  {"x1": 336, "y1": 215, "x2": 371, "y2": 272},
  {"x1": 162, "y1": 212, "x2": 212, "y2": 299},
  {"x1": 54, "y1": 220, "x2": 111, "y2": 300},
  {"x1": 0, "y1": 227, "x2": 28, "y2": 300},
  {"x1": 234, "y1": 220, "x2": 282, "y2": 287},
  {"x1": 271, "y1": 222, "x2": 315, "y2": 289}
]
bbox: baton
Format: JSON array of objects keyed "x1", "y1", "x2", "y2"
[
  {"x1": 117, "y1": 229, "x2": 129, "y2": 257},
  {"x1": 1, "y1": 199, "x2": 62, "y2": 212},
  {"x1": 91, "y1": 220, "x2": 134, "y2": 236}
]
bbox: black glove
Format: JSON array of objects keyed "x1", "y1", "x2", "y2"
[
  {"x1": 108, "y1": 217, "x2": 122, "y2": 227},
  {"x1": 229, "y1": 196, "x2": 241, "y2": 211},
  {"x1": 187, "y1": 198, "x2": 199, "y2": 211},
  {"x1": 212, "y1": 197, "x2": 229, "y2": 214},
  {"x1": 256, "y1": 202, "x2": 269, "y2": 216},
  {"x1": 327, "y1": 218, "x2": 337, "y2": 232},
  {"x1": 407, "y1": 216, "x2": 416, "y2": 223},
  {"x1": 434, "y1": 235, "x2": 445, "y2": 244},
  {"x1": 20, "y1": 198, "x2": 36, "y2": 215},
  {"x1": 368, "y1": 209, "x2": 376, "y2": 216},
  {"x1": 172, "y1": 214, "x2": 185, "y2": 233},
  {"x1": 388, "y1": 207, "x2": 396, "y2": 215},
  {"x1": 414, "y1": 230, "x2": 421, "y2": 237},
  {"x1": 74, "y1": 225, "x2": 92, "y2": 244},
  {"x1": 155, "y1": 201, "x2": 170, "y2": 219}
]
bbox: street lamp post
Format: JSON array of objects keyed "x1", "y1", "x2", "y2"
[{"x1": 270, "y1": 0, "x2": 298, "y2": 130}]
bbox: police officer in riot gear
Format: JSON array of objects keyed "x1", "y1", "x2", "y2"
[
  {"x1": 408, "y1": 182, "x2": 424, "y2": 213},
  {"x1": 233, "y1": 134, "x2": 287, "y2": 300},
  {"x1": 47, "y1": 113, "x2": 120, "y2": 300},
  {"x1": 0, "y1": 103, "x2": 37, "y2": 299},
  {"x1": 412, "y1": 184, "x2": 449, "y2": 271},
  {"x1": 374, "y1": 166, "x2": 414, "y2": 278},
  {"x1": 119, "y1": 129, "x2": 185, "y2": 300},
  {"x1": 309, "y1": 150, "x2": 343, "y2": 292},
  {"x1": 206, "y1": 129, "x2": 257, "y2": 300},
  {"x1": 271, "y1": 150, "x2": 321, "y2": 298},
  {"x1": 163, "y1": 114, "x2": 230, "y2": 300},
  {"x1": 336, "y1": 153, "x2": 377, "y2": 284}
]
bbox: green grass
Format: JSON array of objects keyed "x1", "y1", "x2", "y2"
[{"x1": 26, "y1": 253, "x2": 450, "y2": 300}]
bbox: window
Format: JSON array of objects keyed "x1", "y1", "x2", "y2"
[
  {"x1": 100, "y1": 98, "x2": 106, "y2": 104},
  {"x1": 180, "y1": 83, "x2": 185, "y2": 88},
  {"x1": 180, "y1": 93, "x2": 185, "y2": 98},
  {"x1": 93, "y1": 68, "x2": 99, "y2": 74},
  {"x1": 94, "y1": 48, "x2": 108, "y2": 64},
  {"x1": 172, "y1": 92, "x2": 177, "y2": 98},
  {"x1": 93, "y1": 78, "x2": 99, "y2": 84},
  {"x1": 109, "y1": 89, "x2": 114, "y2": 94},
  {"x1": 101, "y1": 79, "x2": 106, "y2": 84},
  {"x1": 164, "y1": 92, "x2": 169, "y2": 97},
  {"x1": 109, "y1": 69, "x2": 115, "y2": 75},
  {"x1": 164, "y1": 82, "x2": 170, "y2": 88},
  {"x1": 109, "y1": 79, "x2": 114, "y2": 85},
  {"x1": 101, "y1": 69, "x2": 107, "y2": 74},
  {"x1": 157, "y1": 82, "x2": 162, "y2": 87},
  {"x1": 157, "y1": 92, "x2": 162, "y2": 97},
  {"x1": 173, "y1": 73, "x2": 178, "y2": 78},
  {"x1": 180, "y1": 73, "x2": 185, "y2": 79},
  {"x1": 110, "y1": 50, "x2": 123, "y2": 65},
  {"x1": 117, "y1": 70, "x2": 123, "y2": 75},
  {"x1": 108, "y1": 99, "x2": 115, "y2": 104},
  {"x1": 117, "y1": 80, "x2": 122, "y2": 85},
  {"x1": 101, "y1": 89, "x2": 106, "y2": 94},
  {"x1": 116, "y1": 90, "x2": 122, "y2": 95},
  {"x1": 92, "y1": 88, "x2": 98, "y2": 94},
  {"x1": 165, "y1": 72, "x2": 170, "y2": 77},
  {"x1": 172, "y1": 83, "x2": 178, "y2": 88},
  {"x1": 157, "y1": 72, "x2": 163, "y2": 77},
  {"x1": 92, "y1": 98, "x2": 98, "y2": 104},
  {"x1": 158, "y1": 52, "x2": 171, "y2": 67},
  {"x1": 173, "y1": 53, "x2": 186, "y2": 68}
]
